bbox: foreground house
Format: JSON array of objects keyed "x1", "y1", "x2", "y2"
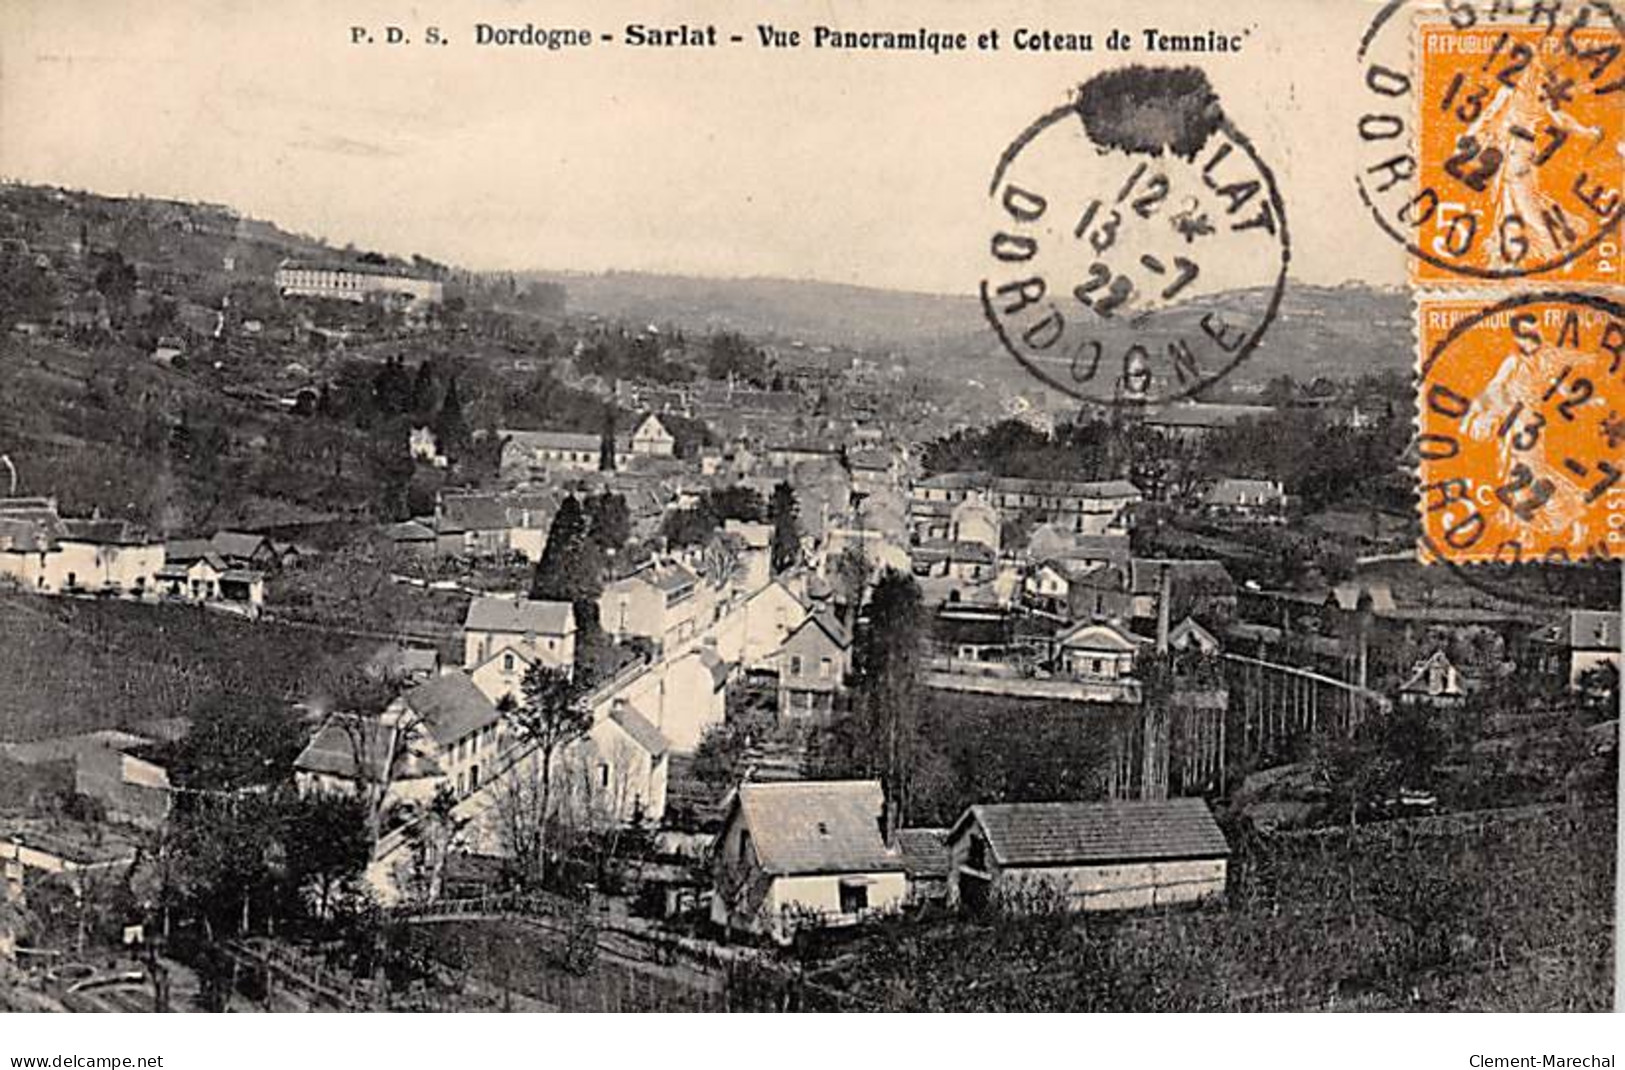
[
  {"x1": 711, "y1": 780, "x2": 907, "y2": 942},
  {"x1": 946, "y1": 799, "x2": 1229, "y2": 913}
]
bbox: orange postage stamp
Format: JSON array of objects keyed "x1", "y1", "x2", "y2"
[
  {"x1": 1417, "y1": 292, "x2": 1625, "y2": 564},
  {"x1": 1411, "y1": 16, "x2": 1623, "y2": 285}
]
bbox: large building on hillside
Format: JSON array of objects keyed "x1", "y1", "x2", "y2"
[
  {"x1": 910, "y1": 474, "x2": 1141, "y2": 538},
  {"x1": 274, "y1": 259, "x2": 444, "y2": 310}
]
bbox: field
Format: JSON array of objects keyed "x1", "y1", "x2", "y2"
[{"x1": 0, "y1": 593, "x2": 371, "y2": 742}]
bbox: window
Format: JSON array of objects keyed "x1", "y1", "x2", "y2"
[
  {"x1": 839, "y1": 883, "x2": 869, "y2": 915},
  {"x1": 819, "y1": 657, "x2": 832, "y2": 679},
  {"x1": 738, "y1": 829, "x2": 752, "y2": 863},
  {"x1": 502, "y1": 652, "x2": 514, "y2": 672},
  {"x1": 1092, "y1": 658, "x2": 1105, "y2": 676},
  {"x1": 469, "y1": 765, "x2": 479, "y2": 790},
  {"x1": 789, "y1": 655, "x2": 804, "y2": 675},
  {"x1": 599, "y1": 763, "x2": 610, "y2": 789}
]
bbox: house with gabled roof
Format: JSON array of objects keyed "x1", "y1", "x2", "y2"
[
  {"x1": 710, "y1": 780, "x2": 908, "y2": 941},
  {"x1": 630, "y1": 413, "x2": 676, "y2": 457},
  {"x1": 776, "y1": 609, "x2": 851, "y2": 721},
  {"x1": 0, "y1": 498, "x2": 165, "y2": 597},
  {"x1": 1397, "y1": 650, "x2": 1466, "y2": 709},
  {"x1": 1054, "y1": 619, "x2": 1150, "y2": 695},
  {"x1": 945, "y1": 798, "x2": 1229, "y2": 913},
  {"x1": 295, "y1": 672, "x2": 511, "y2": 807},
  {"x1": 462, "y1": 596, "x2": 576, "y2": 672},
  {"x1": 1534, "y1": 609, "x2": 1620, "y2": 689}
]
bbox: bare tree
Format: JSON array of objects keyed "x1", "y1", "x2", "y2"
[
  {"x1": 508, "y1": 664, "x2": 592, "y2": 887},
  {"x1": 492, "y1": 762, "x2": 549, "y2": 889},
  {"x1": 336, "y1": 700, "x2": 430, "y2": 845}
]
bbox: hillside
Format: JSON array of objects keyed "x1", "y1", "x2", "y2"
[
  {"x1": 0, "y1": 595, "x2": 371, "y2": 742},
  {"x1": 534, "y1": 271, "x2": 1412, "y2": 394}
]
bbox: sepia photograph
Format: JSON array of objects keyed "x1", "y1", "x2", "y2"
[{"x1": 0, "y1": 0, "x2": 1619, "y2": 1031}]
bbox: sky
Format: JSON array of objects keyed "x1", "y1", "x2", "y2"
[{"x1": 0, "y1": 0, "x2": 1411, "y2": 294}]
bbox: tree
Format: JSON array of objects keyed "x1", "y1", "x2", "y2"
[
  {"x1": 599, "y1": 410, "x2": 617, "y2": 472},
  {"x1": 509, "y1": 665, "x2": 593, "y2": 888},
  {"x1": 409, "y1": 360, "x2": 438, "y2": 420},
  {"x1": 532, "y1": 495, "x2": 603, "y2": 605},
  {"x1": 433, "y1": 375, "x2": 471, "y2": 460},
  {"x1": 769, "y1": 481, "x2": 801, "y2": 574},
  {"x1": 584, "y1": 492, "x2": 631, "y2": 552},
  {"x1": 92, "y1": 250, "x2": 137, "y2": 325},
  {"x1": 850, "y1": 569, "x2": 926, "y2": 840},
  {"x1": 832, "y1": 545, "x2": 872, "y2": 626},
  {"x1": 283, "y1": 792, "x2": 372, "y2": 919},
  {"x1": 169, "y1": 691, "x2": 306, "y2": 792}
]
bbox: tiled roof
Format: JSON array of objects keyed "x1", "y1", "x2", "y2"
[
  {"x1": 383, "y1": 519, "x2": 437, "y2": 542},
  {"x1": 438, "y1": 492, "x2": 555, "y2": 534},
  {"x1": 464, "y1": 596, "x2": 574, "y2": 636},
  {"x1": 731, "y1": 780, "x2": 905, "y2": 876},
  {"x1": 610, "y1": 704, "x2": 669, "y2": 759},
  {"x1": 795, "y1": 608, "x2": 851, "y2": 650},
  {"x1": 1055, "y1": 620, "x2": 1148, "y2": 652},
  {"x1": 955, "y1": 798, "x2": 1229, "y2": 867},
  {"x1": 401, "y1": 673, "x2": 502, "y2": 748},
  {"x1": 211, "y1": 531, "x2": 269, "y2": 560},
  {"x1": 896, "y1": 827, "x2": 951, "y2": 878},
  {"x1": 915, "y1": 472, "x2": 991, "y2": 491},
  {"x1": 993, "y1": 476, "x2": 1143, "y2": 500},
  {"x1": 60, "y1": 518, "x2": 154, "y2": 546},
  {"x1": 503, "y1": 429, "x2": 603, "y2": 455},
  {"x1": 164, "y1": 539, "x2": 214, "y2": 563},
  {"x1": 294, "y1": 716, "x2": 443, "y2": 782}
]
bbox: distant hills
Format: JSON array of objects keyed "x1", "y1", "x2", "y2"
[{"x1": 531, "y1": 270, "x2": 1412, "y2": 392}]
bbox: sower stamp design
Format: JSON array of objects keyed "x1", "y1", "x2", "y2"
[
  {"x1": 1417, "y1": 291, "x2": 1625, "y2": 565},
  {"x1": 1356, "y1": 0, "x2": 1623, "y2": 283},
  {"x1": 981, "y1": 66, "x2": 1289, "y2": 404}
]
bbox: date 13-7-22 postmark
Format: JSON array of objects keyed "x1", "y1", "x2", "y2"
[{"x1": 1417, "y1": 291, "x2": 1625, "y2": 565}]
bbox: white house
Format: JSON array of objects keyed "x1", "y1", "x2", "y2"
[
  {"x1": 630, "y1": 414, "x2": 676, "y2": 457},
  {"x1": 500, "y1": 430, "x2": 632, "y2": 475},
  {"x1": 1054, "y1": 620, "x2": 1149, "y2": 682},
  {"x1": 410, "y1": 426, "x2": 448, "y2": 468},
  {"x1": 599, "y1": 562, "x2": 704, "y2": 650},
  {"x1": 945, "y1": 799, "x2": 1229, "y2": 913},
  {"x1": 710, "y1": 780, "x2": 908, "y2": 942},
  {"x1": 294, "y1": 672, "x2": 511, "y2": 808},
  {"x1": 462, "y1": 597, "x2": 577, "y2": 671},
  {"x1": 0, "y1": 500, "x2": 164, "y2": 597},
  {"x1": 712, "y1": 578, "x2": 809, "y2": 669},
  {"x1": 1202, "y1": 477, "x2": 1287, "y2": 521},
  {"x1": 949, "y1": 492, "x2": 1001, "y2": 553}
]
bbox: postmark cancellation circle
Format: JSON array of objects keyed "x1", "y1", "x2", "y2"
[{"x1": 980, "y1": 65, "x2": 1292, "y2": 405}]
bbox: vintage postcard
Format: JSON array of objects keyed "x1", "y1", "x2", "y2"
[{"x1": 0, "y1": 0, "x2": 1618, "y2": 1022}]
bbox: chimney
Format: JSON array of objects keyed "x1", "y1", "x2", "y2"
[{"x1": 1156, "y1": 562, "x2": 1172, "y2": 655}]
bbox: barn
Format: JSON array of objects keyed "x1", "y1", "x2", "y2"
[{"x1": 944, "y1": 798, "x2": 1229, "y2": 913}]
